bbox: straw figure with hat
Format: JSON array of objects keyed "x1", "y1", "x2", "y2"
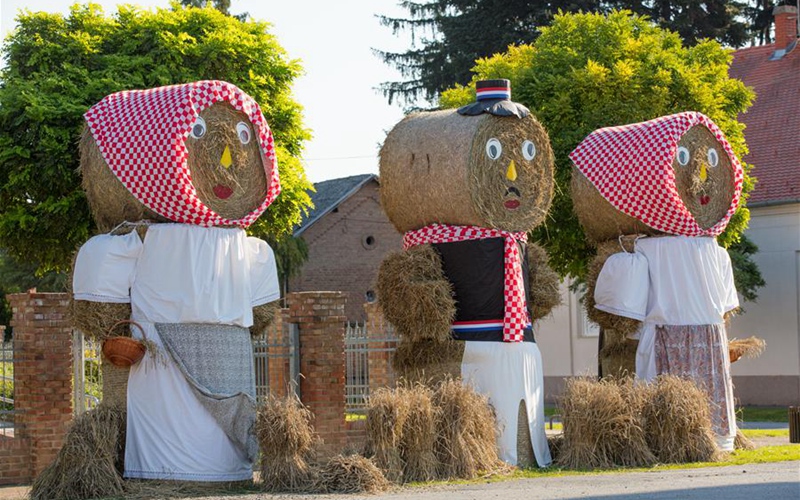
[
  {"x1": 377, "y1": 79, "x2": 561, "y2": 468},
  {"x1": 569, "y1": 111, "x2": 754, "y2": 452},
  {"x1": 34, "y1": 81, "x2": 282, "y2": 497}
]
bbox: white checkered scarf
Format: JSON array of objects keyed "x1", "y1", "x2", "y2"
[
  {"x1": 403, "y1": 224, "x2": 529, "y2": 342},
  {"x1": 569, "y1": 112, "x2": 743, "y2": 236},
  {"x1": 84, "y1": 80, "x2": 280, "y2": 228}
]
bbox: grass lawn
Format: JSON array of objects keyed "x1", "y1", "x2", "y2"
[{"x1": 737, "y1": 406, "x2": 790, "y2": 423}]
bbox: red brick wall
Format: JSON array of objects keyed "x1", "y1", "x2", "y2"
[
  {"x1": 0, "y1": 292, "x2": 73, "y2": 485},
  {"x1": 289, "y1": 181, "x2": 403, "y2": 322}
]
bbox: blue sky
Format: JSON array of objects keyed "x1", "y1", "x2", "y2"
[{"x1": 0, "y1": 0, "x2": 414, "y2": 183}]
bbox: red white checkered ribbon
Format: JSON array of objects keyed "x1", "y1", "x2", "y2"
[
  {"x1": 84, "y1": 80, "x2": 280, "y2": 228},
  {"x1": 403, "y1": 224, "x2": 529, "y2": 342},
  {"x1": 569, "y1": 112, "x2": 743, "y2": 236}
]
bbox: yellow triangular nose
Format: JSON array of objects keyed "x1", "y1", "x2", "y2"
[
  {"x1": 699, "y1": 163, "x2": 707, "y2": 183},
  {"x1": 506, "y1": 160, "x2": 517, "y2": 181},
  {"x1": 220, "y1": 145, "x2": 232, "y2": 169}
]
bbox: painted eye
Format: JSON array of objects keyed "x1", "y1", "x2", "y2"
[
  {"x1": 236, "y1": 122, "x2": 252, "y2": 145},
  {"x1": 189, "y1": 116, "x2": 207, "y2": 139},
  {"x1": 521, "y1": 140, "x2": 536, "y2": 161},
  {"x1": 485, "y1": 138, "x2": 502, "y2": 160},
  {"x1": 707, "y1": 148, "x2": 719, "y2": 168},
  {"x1": 676, "y1": 146, "x2": 690, "y2": 166}
]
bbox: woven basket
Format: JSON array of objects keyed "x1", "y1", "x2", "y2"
[{"x1": 102, "y1": 320, "x2": 147, "y2": 368}]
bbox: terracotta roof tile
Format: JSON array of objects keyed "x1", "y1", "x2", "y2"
[{"x1": 729, "y1": 43, "x2": 800, "y2": 204}]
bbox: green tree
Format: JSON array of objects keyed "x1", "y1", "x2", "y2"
[
  {"x1": 0, "y1": 3, "x2": 313, "y2": 273},
  {"x1": 265, "y1": 234, "x2": 309, "y2": 298},
  {"x1": 377, "y1": 0, "x2": 603, "y2": 107},
  {"x1": 440, "y1": 11, "x2": 762, "y2": 299}
]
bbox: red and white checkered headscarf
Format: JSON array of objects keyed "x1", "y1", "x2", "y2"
[
  {"x1": 403, "y1": 224, "x2": 529, "y2": 342},
  {"x1": 84, "y1": 80, "x2": 280, "y2": 228},
  {"x1": 569, "y1": 112, "x2": 743, "y2": 236}
]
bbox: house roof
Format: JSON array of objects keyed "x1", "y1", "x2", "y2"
[
  {"x1": 294, "y1": 173, "x2": 377, "y2": 236},
  {"x1": 729, "y1": 43, "x2": 800, "y2": 205}
]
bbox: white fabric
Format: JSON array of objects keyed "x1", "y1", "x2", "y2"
[
  {"x1": 594, "y1": 250, "x2": 649, "y2": 321},
  {"x1": 594, "y1": 236, "x2": 738, "y2": 447},
  {"x1": 461, "y1": 341, "x2": 552, "y2": 468},
  {"x1": 73, "y1": 224, "x2": 280, "y2": 481}
]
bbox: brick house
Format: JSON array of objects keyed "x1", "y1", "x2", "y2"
[
  {"x1": 726, "y1": 5, "x2": 800, "y2": 405},
  {"x1": 288, "y1": 174, "x2": 402, "y2": 322}
]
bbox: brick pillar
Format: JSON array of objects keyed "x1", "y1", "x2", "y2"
[
  {"x1": 265, "y1": 308, "x2": 291, "y2": 398},
  {"x1": 365, "y1": 302, "x2": 395, "y2": 392},
  {"x1": 287, "y1": 291, "x2": 347, "y2": 457},
  {"x1": 7, "y1": 292, "x2": 73, "y2": 478}
]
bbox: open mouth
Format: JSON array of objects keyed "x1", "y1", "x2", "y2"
[
  {"x1": 504, "y1": 186, "x2": 521, "y2": 210},
  {"x1": 213, "y1": 185, "x2": 233, "y2": 199},
  {"x1": 700, "y1": 195, "x2": 710, "y2": 206}
]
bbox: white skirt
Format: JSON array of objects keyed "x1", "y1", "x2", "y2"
[{"x1": 461, "y1": 341, "x2": 552, "y2": 467}]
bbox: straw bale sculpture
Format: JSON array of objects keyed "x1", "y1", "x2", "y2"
[
  {"x1": 66, "y1": 81, "x2": 281, "y2": 486},
  {"x1": 569, "y1": 111, "x2": 745, "y2": 451},
  {"x1": 377, "y1": 79, "x2": 560, "y2": 467}
]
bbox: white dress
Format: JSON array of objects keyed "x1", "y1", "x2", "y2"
[
  {"x1": 594, "y1": 236, "x2": 739, "y2": 450},
  {"x1": 74, "y1": 224, "x2": 280, "y2": 480}
]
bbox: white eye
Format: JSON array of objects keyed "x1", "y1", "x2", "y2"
[
  {"x1": 676, "y1": 146, "x2": 690, "y2": 166},
  {"x1": 521, "y1": 140, "x2": 536, "y2": 161},
  {"x1": 236, "y1": 122, "x2": 252, "y2": 145},
  {"x1": 707, "y1": 148, "x2": 719, "y2": 167},
  {"x1": 485, "y1": 138, "x2": 502, "y2": 160},
  {"x1": 189, "y1": 116, "x2": 207, "y2": 139}
]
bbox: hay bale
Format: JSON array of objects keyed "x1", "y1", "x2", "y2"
[
  {"x1": 256, "y1": 395, "x2": 316, "y2": 492},
  {"x1": 556, "y1": 377, "x2": 655, "y2": 469},
  {"x1": 526, "y1": 242, "x2": 562, "y2": 321},
  {"x1": 432, "y1": 378, "x2": 501, "y2": 479},
  {"x1": 70, "y1": 299, "x2": 133, "y2": 341},
  {"x1": 365, "y1": 387, "x2": 409, "y2": 482},
  {"x1": 641, "y1": 375, "x2": 720, "y2": 463},
  {"x1": 734, "y1": 429, "x2": 755, "y2": 450},
  {"x1": 30, "y1": 404, "x2": 126, "y2": 500},
  {"x1": 516, "y1": 400, "x2": 535, "y2": 468},
  {"x1": 392, "y1": 337, "x2": 464, "y2": 386},
  {"x1": 314, "y1": 455, "x2": 390, "y2": 494},
  {"x1": 380, "y1": 110, "x2": 554, "y2": 233},
  {"x1": 728, "y1": 336, "x2": 766, "y2": 363},
  {"x1": 397, "y1": 384, "x2": 438, "y2": 482},
  {"x1": 376, "y1": 245, "x2": 455, "y2": 343},
  {"x1": 250, "y1": 299, "x2": 280, "y2": 337}
]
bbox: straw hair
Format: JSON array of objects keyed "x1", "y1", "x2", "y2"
[
  {"x1": 728, "y1": 336, "x2": 766, "y2": 363},
  {"x1": 185, "y1": 102, "x2": 267, "y2": 222},
  {"x1": 641, "y1": 375, "x2": 720, "y2": 463},
  {"x1": 432, "y1": 378, "x2": 501, "y2": 479},
  {"x1": 672, "y1": 125, "x2": 735, "y2": 231},
  {"x1": 313, "y1": 455, "x2": 390, "y2": 494},
  {"x1": 527, "y1": 242, "x2": 562, "y2": 321},
  {"x1": 571, "y1": 167, "x2": 660, "y2": 244},
  {"x1": 556, "y1": 376, "x2": 655, "y2": 469},
  {"x1": 256, "y1": 394, "x2": 316, "y2": 492},
  {"x1": 30, "y1": 403, "x2": 126, "y2": 500},
  {"x1": 377, "y1": 245, "x2": 455, "y2": 343},
  {"x1": 392, "y1": 337, "x2": 464, "y2": 386},
  {"x1": 80, "y1": 127, "x2": 168, "y2": 232},
  {"x1": 380, "y1": 110, "x2": 554, "y2": 233}
]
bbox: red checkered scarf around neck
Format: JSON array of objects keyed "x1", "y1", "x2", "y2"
[
  {"x1": 84, "y1": 80, "x2": 280, "y2": 228},
  {"x1": 569, "y1": 112, "x2": 743, "y2": 237},
  {"x1": 403, "y1": 224, "x2": 529, "y2": 342}
]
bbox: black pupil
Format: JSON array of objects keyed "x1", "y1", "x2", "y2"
[
  {"x1": 193, "y1": 124, "x2": 204, "y2": 137},
  {"x1": 240, "y1": 129, "x2": 249, "y2": 142},
  {"x1": 526, "y1": 144, "x2": 534, "y2": 155},
  {"x1": 490, "y1": 145, "x2": 498, "y2": 157}
]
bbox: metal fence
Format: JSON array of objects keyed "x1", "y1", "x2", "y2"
[
  {"x1": 345, "y1": 321, "x2": 399, "y2": 413},
  {"x1": 73, "y1": 332, "x2": 102, "y2": 414},
  {"x1": 253, "y1": 322, "x2": 300, "y2": 402},
  {"x1": 1, "y1": 339, "x2": 14, "y2": 438}
]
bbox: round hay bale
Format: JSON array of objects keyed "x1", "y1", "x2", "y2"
[
  {"x1": 30, "y1": 403, "x2": 126, "y2": 500},
  {"x1": 641, "y1": 375, "x2": 720, "y2": 463},
  {"x1": 556, "y1": 377, "x2": 654, "y2": 469},
  {"x1": 392, "y1": 337, "x2": 464, "y2": 386},
  {"x1": 432, "y1": 378, "x2": 500, "y2": 479},
  {"x1": 380, "y1": 110, "x2": 554, "y2": 233},
  {"x1": 256, "y1": 395, "x2": 316, "y2": 492},
  {"x1": 314, "y1": 454, "x2": 390, "y2": 494}
]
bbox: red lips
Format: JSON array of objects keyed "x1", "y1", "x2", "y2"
[
  {"x1": 504, "y1": 199, "x2": 520, "y2": 210},
  {"x1": 700, "y1": 195, "x2": 710, "y2": 206},
  {"x1": 213, "y1": 185, "x2": 233, "y2": 199}
]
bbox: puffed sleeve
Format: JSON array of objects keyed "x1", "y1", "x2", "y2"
[
  {"x1": 717, "y1": 245, "x2": 740, "y2": 313},
  {"x1": 73, "y1": 231, "x2": 142, "y2": 303},
  {"x1": 594, "y1": 251, "x2": 649, "y2": 321},
  {"x1": 248, "y1": 237, "x2": 280, "y2": 307}
]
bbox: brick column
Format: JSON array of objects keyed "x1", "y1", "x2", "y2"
[
  {"x1": 287, "y1": 291, "x2": 347, "y2": 457},
  {"x1": 265, "y1": 308, "x2": 291, "y2": 398},
  {"x1": 7, "y1": 292, "x2": 73, "y2": 478}
]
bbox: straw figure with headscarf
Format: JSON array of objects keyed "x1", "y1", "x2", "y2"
[
  {"x1": 377, "y1": 79, "x2": 561, "y2": 468},
  {"x1": 68, "y1": 81, "x2": 281, "y2": 483},
  {"x1": 570, "y1": 111, "x2": 747, "y2": 452}
]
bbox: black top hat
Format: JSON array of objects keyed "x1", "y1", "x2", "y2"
[{"x1": 457, "y1": 79, "x2": 530, "y2": 118}]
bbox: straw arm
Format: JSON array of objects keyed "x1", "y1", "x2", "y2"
[
  {"x1": 526, "y1": 242, "x2": 562, "y2": 321},
  {"x1": 70, "y1": 298, "x2": 132, "y2": 341},
  {"x1": 251, "y1": 299, "x2": 281, "y2": 337}
]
